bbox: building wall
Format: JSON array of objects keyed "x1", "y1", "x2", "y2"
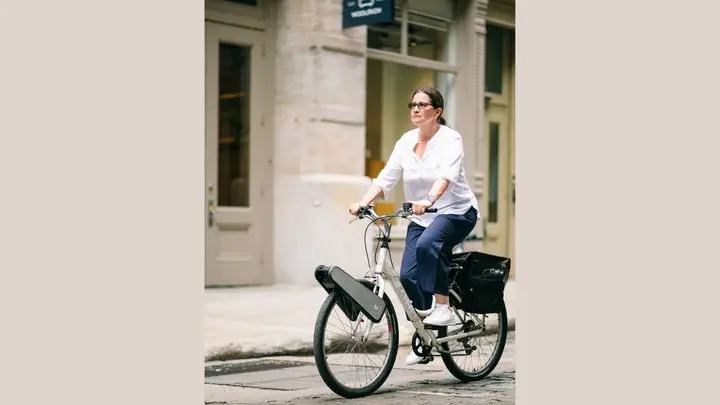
[
  {"x1": 272, "y1": 0, "x2": 375, "y2": 285},
  {"x1": 204, "y1": 0, "x2": 515, "y2": 287}
]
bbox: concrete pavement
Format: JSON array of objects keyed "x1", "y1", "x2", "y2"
[
  {"x1": 205, "y1": 280, "x2": 515, "y2": 362},
  {"x1": 204, "y1": 331, "x2": 516, "y2": 404}
]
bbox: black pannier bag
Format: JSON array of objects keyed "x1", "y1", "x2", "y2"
[{"x1": 448, "y1": 251, "x2": 511, "y2": 314}]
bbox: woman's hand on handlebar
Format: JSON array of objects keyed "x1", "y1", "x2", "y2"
[
  {"x1": 407, "y1": 199, "x2": 434, "y2": 215},
  {"x1": 349, "y1": 202, "x2": 362, "y2": 217}
]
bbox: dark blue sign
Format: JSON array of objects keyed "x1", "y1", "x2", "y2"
[{"x1": 342, "y1": 0, "x2": 395, "y2": 29}]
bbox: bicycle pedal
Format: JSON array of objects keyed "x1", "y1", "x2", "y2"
[{"x1": 418, "y1": 356, "x2": 433, "y2": 364}]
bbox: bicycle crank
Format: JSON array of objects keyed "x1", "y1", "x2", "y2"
[{"x1": 411, "y1": 331, "x2": 433, "y2": 362}]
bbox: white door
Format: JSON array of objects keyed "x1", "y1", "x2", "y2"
[
  {"x1": 483, "y1": 105, "x2": 512, "y2": 258},
  {"x1": 481, "y1": 23, "x2": 515, "y2": 278},
  {"x1": 205, "y1": 21, "x2": 272, "y2": 287}
]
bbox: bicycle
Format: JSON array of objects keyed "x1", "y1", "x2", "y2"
[{"x1": 312, "y1": 203, "x2": 512, "y2": 399}]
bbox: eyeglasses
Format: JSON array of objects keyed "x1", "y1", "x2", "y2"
[{"x1": 408, "y1": 102, "x2": 434, "y2": 110}]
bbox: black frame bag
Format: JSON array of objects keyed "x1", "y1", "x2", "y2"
[{"x1": 448, "y1": 251, "x2": 511, "y2": 314}]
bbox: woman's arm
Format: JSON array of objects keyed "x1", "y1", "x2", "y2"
[
  {"x1": 359, "y1": 184, "x2": 384, "y2": 206},
  {"x1": 408, "y1": 179, "x2": 449, "y2": 215},
  {"x1": 426, "y1": 178, "x2": 450, "y2": 203}
]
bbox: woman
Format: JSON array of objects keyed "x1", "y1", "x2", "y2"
[{"x1": 349, "y1": 86, "x2": 479, "y2": 365}]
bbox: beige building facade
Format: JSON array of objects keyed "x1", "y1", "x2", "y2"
[{"x1": 204, "y1": 0, "x2": 515, "y2": 287}]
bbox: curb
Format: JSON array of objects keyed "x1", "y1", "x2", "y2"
[{"x1": 205, "y1": 317, "x2": 515, "y2": 362}]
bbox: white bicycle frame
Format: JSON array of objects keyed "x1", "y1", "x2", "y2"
[{"x1": 352, "y1": 207, "x2": 488, "y2": 353}]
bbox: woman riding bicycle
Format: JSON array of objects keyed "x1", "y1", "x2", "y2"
[{"x1": 349, "y1": 86, "x2": 479, "y2": 365}]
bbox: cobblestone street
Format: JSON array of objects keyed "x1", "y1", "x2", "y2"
[
  {"x1": 279, "y1": 370, "x2": 515, "y2": 405},
  {"x1": 205, "y1": 332, "x2": 515, "y2": 405}
]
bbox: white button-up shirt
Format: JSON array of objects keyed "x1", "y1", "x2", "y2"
[{"x1": 373, "y1": 125, "x2": 479, "y2": 228}]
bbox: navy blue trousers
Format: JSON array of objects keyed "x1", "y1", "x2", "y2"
[{"x1": 399, "y1": 207, "x2": 477, "y2": 311}]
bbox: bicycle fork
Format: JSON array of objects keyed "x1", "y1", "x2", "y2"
[{"x1": 352, "y1": 252, "x2": 388, "y2": 341}]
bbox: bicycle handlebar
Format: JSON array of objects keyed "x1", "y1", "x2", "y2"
[
  {"x1": 354, "y1": 202, "x2": 437, "y2": 223},
  {"x1": 401, "y1": 202, "x2": 437, "y2": 214},
  {"x1": 352, "y1": 203, "x2": 440, "y2": 265}
]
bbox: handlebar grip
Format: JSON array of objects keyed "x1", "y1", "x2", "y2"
[{"x1": 402, "y1": 202, "x2": 438, "y2": 214}]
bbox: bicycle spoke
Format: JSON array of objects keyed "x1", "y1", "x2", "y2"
[
  {"x1": 321, "y1": 299, "x2": 393, "y2": 389},
  {"x1": 442, "y1": 309, "x2": 505, "y2": 376}
]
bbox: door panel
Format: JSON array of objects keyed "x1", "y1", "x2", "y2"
[
  {"x1": 483, "y1": 105, "x2": 510, "y2": 257},
  {"x1": 205, "y1": 22, "x2": 271, "y2": 287}
]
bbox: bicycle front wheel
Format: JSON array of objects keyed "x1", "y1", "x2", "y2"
[{"x1": 313, "y1": 289, "x2": 399, "y2": 398}]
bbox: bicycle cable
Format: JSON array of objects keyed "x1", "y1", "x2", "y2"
[
  {"x1": 362, "y1": 218, "x2": 375, "y2": 272},
  {"x1": 360, "y1": 210, "x2": 401, "y2": 278}
]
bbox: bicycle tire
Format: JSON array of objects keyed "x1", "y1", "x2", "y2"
[
  {"x1": 313, "y1": 289, "x2": 399, "y2": 398},
  {"x1": 439, "y1": 301, "x2": 508, "y2": 382}
]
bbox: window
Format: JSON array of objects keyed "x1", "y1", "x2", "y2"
[
  {"x1": 485, "y1": 24, "x2": 515, "y2": 95},
  {"x1": 407, "y1": 13, "x2": 450, "y2": 63},
  {"x1": 487, "y1": 122, "x2": 500, "y2": 222},
  {"x1": 367, "y1": 20, "x2": 403, "y2": 53},
  {"x1": 367, "y1": 1, "x2": 454, "y2": 64},
  {"x1": 218, "y1": 43, "x2": 252, "y2": 207},
  {"x1": 364, "y1": 59, "x2": 457, "y2": 213},
  {"x1": 485, "y1": 24, "x2": 504, "y2": 94}
]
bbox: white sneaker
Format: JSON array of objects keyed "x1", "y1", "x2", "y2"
[
  {"x1": 422, "y1": 305, "x2": 460, "y2": 327},
  {"x1": 405, "y1": 350, "x2": 427, "y2": 366},
  {"x1": 405, "y1": 329, "x2": 437, "y2": 366}
]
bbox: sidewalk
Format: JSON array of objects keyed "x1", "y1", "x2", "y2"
[{"x1": 205, "y1": 281, "x2": 516, "y2": 362}]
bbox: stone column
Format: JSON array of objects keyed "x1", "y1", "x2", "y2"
[
  {"x1": 473, "y1": 0, "x2": 489, "y2": 241},
  {"x1": 272, "y1": 0, "x2": 374, "y2": 286}
]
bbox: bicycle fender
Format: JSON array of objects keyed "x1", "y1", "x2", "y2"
[{"x1": 314, "y1": 265, "x2": 386, "y2": 323}]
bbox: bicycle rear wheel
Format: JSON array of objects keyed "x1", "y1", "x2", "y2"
[
  {"x1": 313, "y1": 289, "x2": 399, "y2": 398},
  {"x1": 439, "y1": 301, "x2": 508, "y2": 381}
]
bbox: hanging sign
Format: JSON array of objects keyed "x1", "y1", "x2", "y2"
[{"x1": 342, "y1": 0, "x2": 395, "y2": 29}]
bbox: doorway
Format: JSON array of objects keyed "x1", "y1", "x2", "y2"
[
  {"x1": 482, "y1": 23, "x2": 515, "y2": 276},
  {"x1": 205, "y1": 21, "x2": 272, "y2": 287}
]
